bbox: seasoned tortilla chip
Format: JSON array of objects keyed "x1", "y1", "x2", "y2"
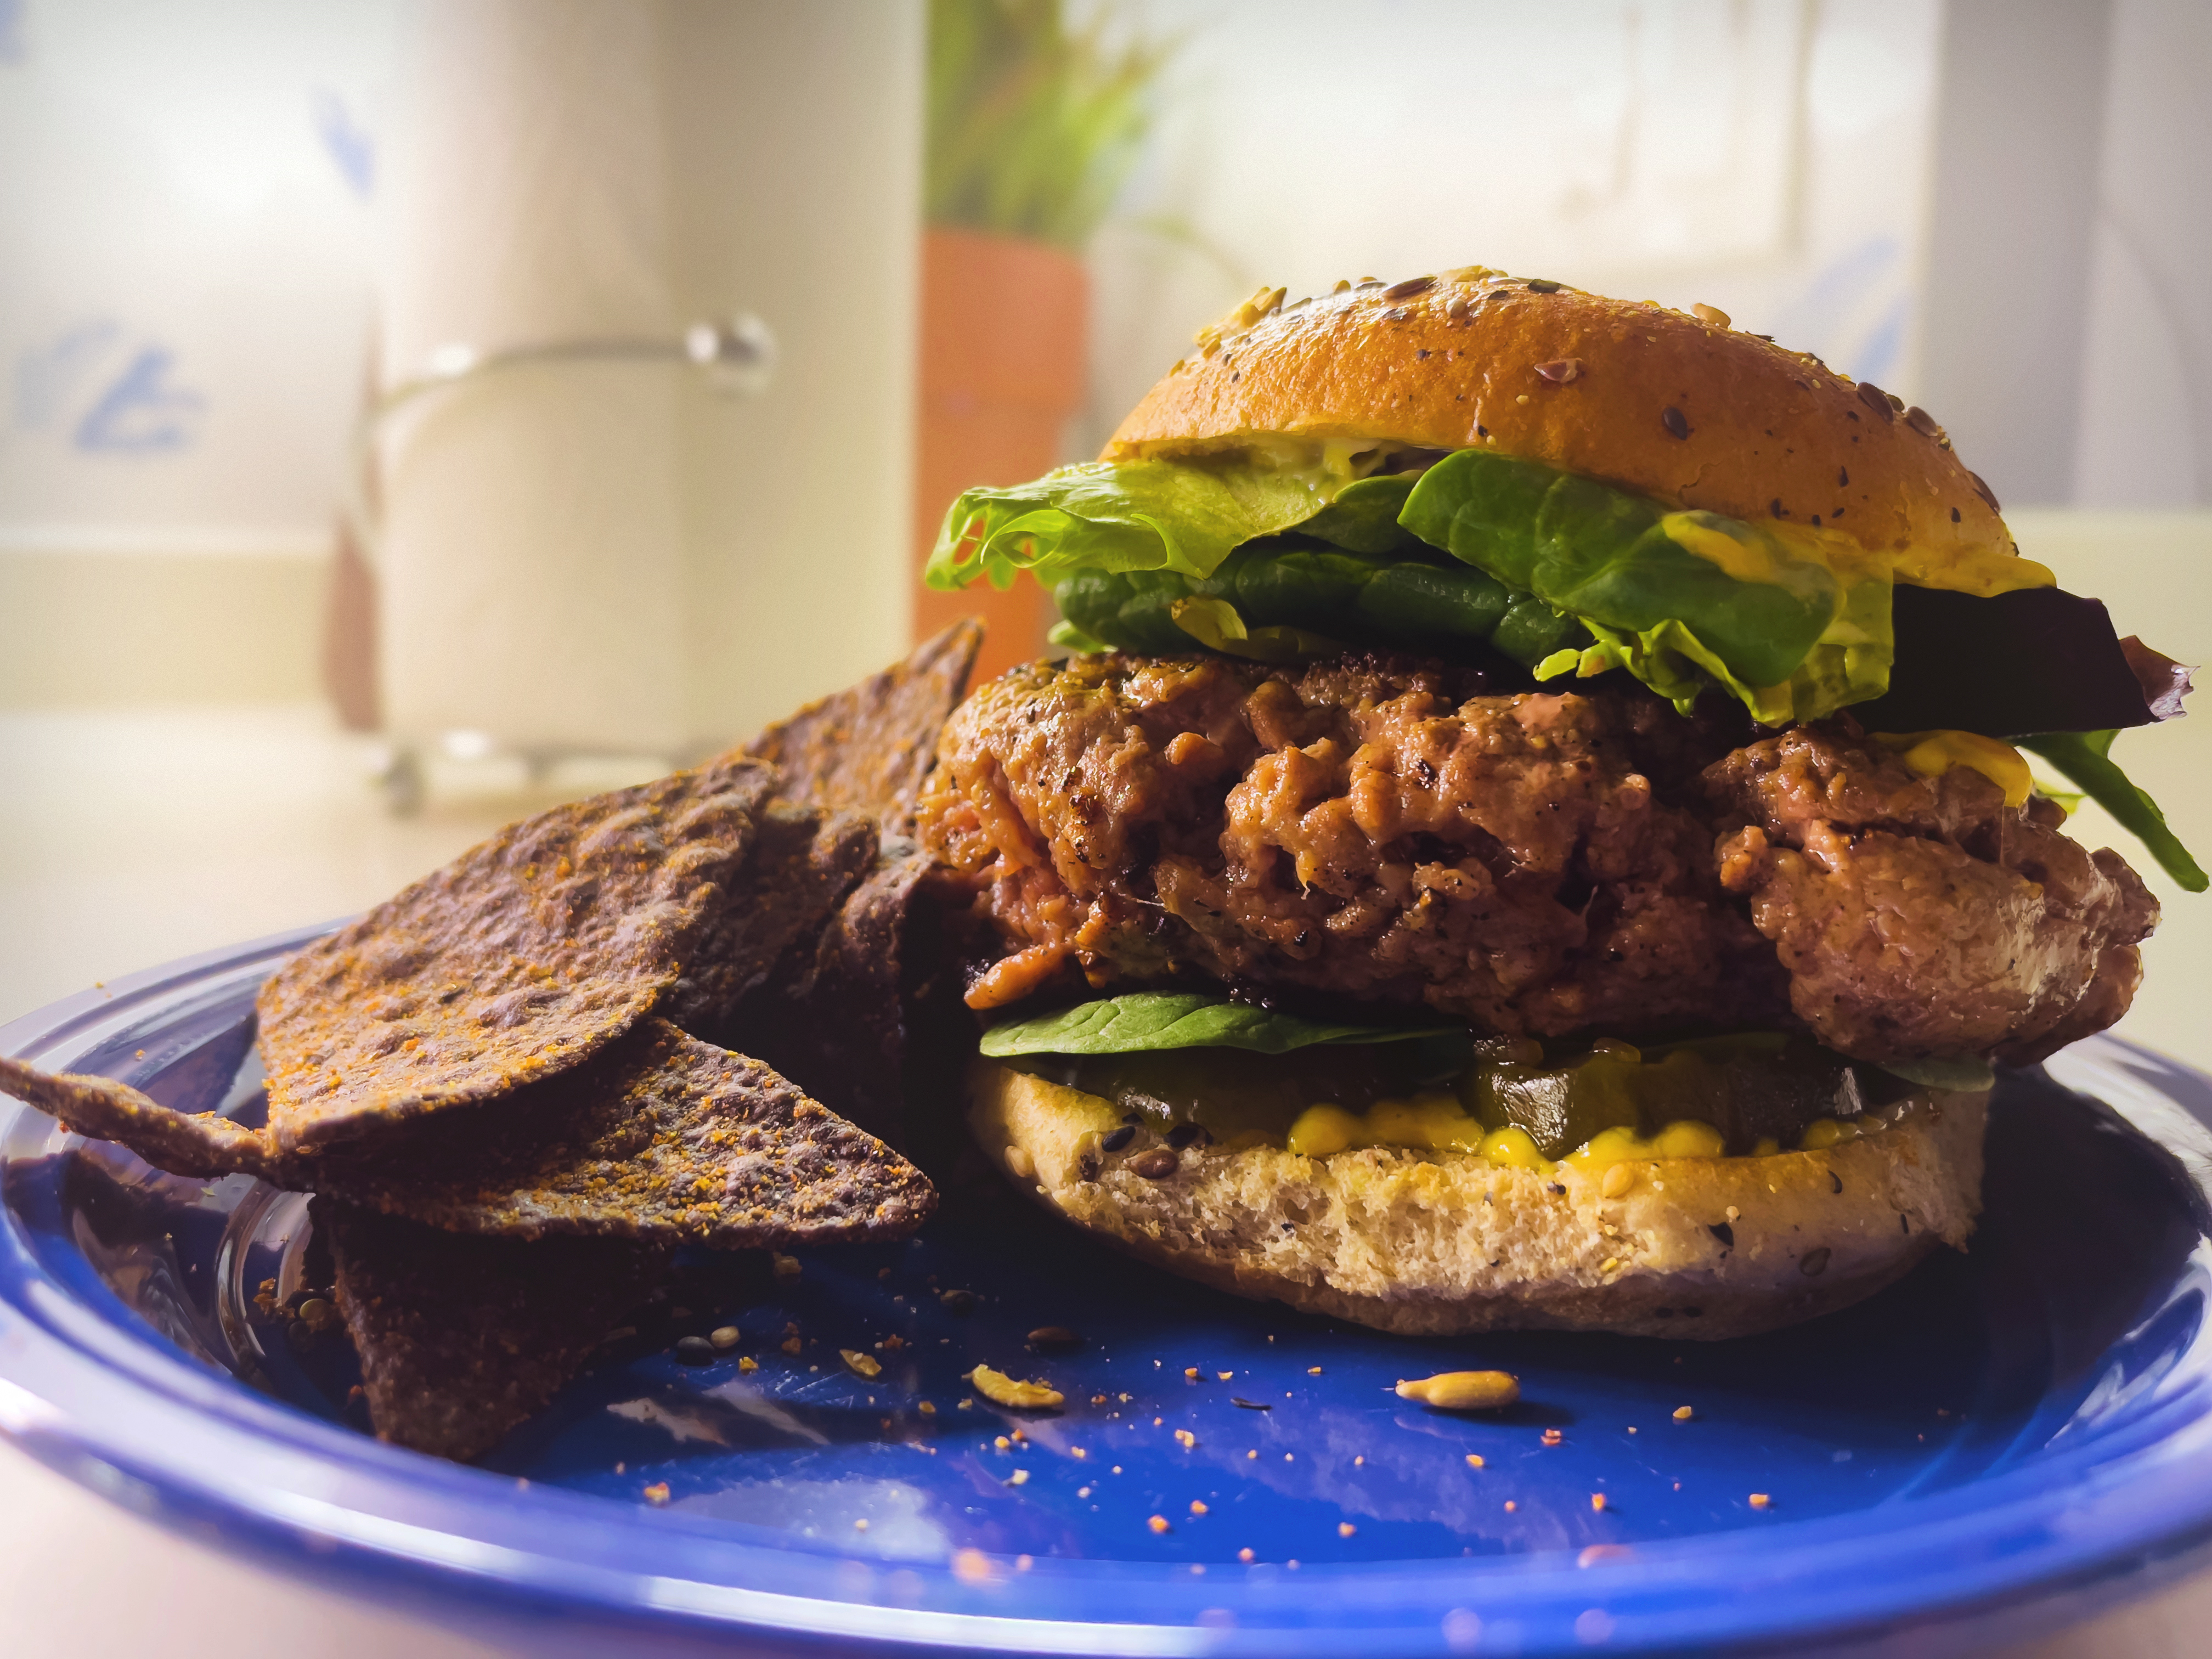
[
  {"x1": 257, "y1": 757, "x2": 774, "y2": 1150},
  {"x1": 9, "y1": 1019, "x2": 935, "y2": 1246},
  {"x1": 665, "y1": 800, "x2": 878, "y2": 1040},
  {"x1": 323, "y1": 1019, "x2": 936, "y2": 1244},
  {"x1": 0, "y1": 1053, "x2": 271, "y2": 1180},
  {"x1": 738, "y1": 618, "x2": 982, "y2": 836},
  {"x1": 321, "y1": 1200, "x2": 666, "y2": 1462},
  {"x1": 719, "y1": 843, "x2": 934, "y2": 1144}
]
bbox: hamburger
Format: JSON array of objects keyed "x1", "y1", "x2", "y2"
[{"x1": 913, "y1": 267, "x2": 2196, "y2": 1339}]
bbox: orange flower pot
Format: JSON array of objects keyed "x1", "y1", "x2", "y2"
[{"x1": 913, "y1": 227, "x2": 1090, "y2": 686}]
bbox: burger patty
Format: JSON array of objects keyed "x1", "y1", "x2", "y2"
[{"x1": 917, "y1": 654, "x2": 2157, "y2": 1063}]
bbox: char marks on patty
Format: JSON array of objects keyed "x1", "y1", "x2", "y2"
[{"x1": 919, "y1": 654, "x2": 2155, "y2": 1061}]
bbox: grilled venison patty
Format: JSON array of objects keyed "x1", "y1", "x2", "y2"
[{"x1": 918, "y1": 653, "x2": 2155, "y2": 1065}]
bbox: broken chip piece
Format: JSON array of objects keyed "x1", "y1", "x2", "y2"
[
  {"x1": 9, "y1": 1019, "x2": 936, "y2": 1248},
  {"x1": 321, "y1": 1199, "x2": 668, "y2": 1462},
  {"x1": 256, "y1": 757, "x2": 776, "y2": 1150},
  {"x1": 323, "y1": 1019, "x2": 937, "y2": 1245}
]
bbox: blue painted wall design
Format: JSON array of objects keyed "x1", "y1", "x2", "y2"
[{"x1": 14, "y1": 321, "x2": 208, "y2": 456}]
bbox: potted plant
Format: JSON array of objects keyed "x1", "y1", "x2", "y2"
[{"x1": 915, "y1": 0, "x2": 1172, "y2": 682}]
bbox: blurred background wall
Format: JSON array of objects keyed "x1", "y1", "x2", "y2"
[{"x1": 2, "y1": 0, "x2": 2209, "y2": 1056}]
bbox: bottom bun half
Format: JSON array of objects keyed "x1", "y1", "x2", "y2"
[{"x1": 970, "y1": 1060, "x2": 1987, "y2": 1340}]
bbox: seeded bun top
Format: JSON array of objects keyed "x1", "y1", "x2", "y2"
[{"x1": 1105, "y1": 268, "x2": 2041, "y2": 595}]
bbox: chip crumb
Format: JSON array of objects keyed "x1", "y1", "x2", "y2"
[
  {"x1": 1217, "y1": 1370, "x2": 1234, "y2": 1381},
  {"x1": 771, "y1": 1252, "x2": 801, "y2": 1279},
  {"x1": 1466, "y1": 1454, "x2": 1485, "y2": 1469},
  {"x1": 781, "y1": 1336, "x2": 802, "y2": 1356},
  {"x1": 1505, "y1": 1500, "x2": 1517, "y2": 1512},
  {"x1": 1750, "y1": 1493, "x2": 1771, "y2": 1509},
  {"x1": 1239, "y1": 1547, "x2": 1256, "y2": 1563},
  {"x1": 1591, "y1": 1493, "x2": 1607, "y2": 1512},
  {"x1": 1338, "y1": 1522, "x2": 1357, "y2": 1537},
  {"x1": 842, "y1": 1349, "x2": 882, "y2": 1379},
  {"x1": 1673, "y1": 1406, "x2": 1695, "y2": 1421},
  {"x1": 644, "y1": 1482, "x2": 670, "y2": 1505},
  {"x1": 1184, "y1": 1367, "x2": 1200, "y2": 1379},
  {"x1": 1176, "y1": 1429, "x2": 1197, "y2": 1449},
  {"x1": 918, "y1": 1400, "x2": 935, "y2": 1414},
  {"x1": 854, "y1": 1518, "x2": 868, "y2": 1531},
  {"x1": 1307, "y1": 1366, "x2": 1323, "y2": 1375},
  {"x1": 1398, "y1": 1372, "x2": 1520, "y2": 1411},
  {"x1": 738, "y1": 1355, "x2": 759, "y2": 1373},
  {"x1": 969, "y1": 1364, "x2": 1063, "y2": 1410},
  {"x1": 1542, "y1": 1429, "x2": 1564, "y2": 1446},
  {"x1": 1149, "y1": 1515, "x2": 1170, "y2": 1534},
  {"x1": 1008, "y1": 1469, "x2": 1029, "y2": 1486},
  {"x1": 1190, "y1": 1499, "x2": 1209, "y2": 1515}
]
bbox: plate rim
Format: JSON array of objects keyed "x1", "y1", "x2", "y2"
[{"x1": 5, "y1": 926, "x2": 2212, "y2": 1657}]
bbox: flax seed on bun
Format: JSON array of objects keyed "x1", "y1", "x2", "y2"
[
  {"x1": 972, "y1": 1060, "x2": 1987, "y2": 1341},
  {"x1": 1106, "y1": 269, "x2": 2041, "y2": 596}
]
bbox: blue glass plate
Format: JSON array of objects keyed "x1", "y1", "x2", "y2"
[{"x1": 5, "y1": 924, "x2": 2212, "y2": 1657}]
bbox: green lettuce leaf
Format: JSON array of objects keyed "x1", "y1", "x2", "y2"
[
  {"x1": 1877, "y1": 1055, "x2": 1999, "y2": 1092},
  {"x1": 1293, "y1": 473, "x2": 1423, "y2": 554},
  {"x1": 925, "y1": 459, "x2": 1330, "y2": 590},
  {"x1": 1167, "y1": 595, "x2": 1344, "y2": 663},
  {"x1": 1401, "y1": 451, "x2": 1888, "y2": 719},
  {"x1": 1546, "y1": 588, "x2": 1892, "y2": 724},
  {"x1": 979, "y1": 992, "x2": 1457, "y2": 1057},
  {"x1": 1050, "y1": 545, "x2": 1519, "y2": 659},
  {"x1": 2017, "y1": 730, "x2": 2208, "y2": 891},
  {"x1": 928, "y1": 447, "x2": 1893, "y2": 723}
]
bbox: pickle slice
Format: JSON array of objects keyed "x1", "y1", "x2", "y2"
[
  {"x1": 1466, "y1": 1035, "x2": 1873, "y2": 1159},
  {"x1": 1011, "y1": 1031, "x2": 1908, "y2": 1160}
]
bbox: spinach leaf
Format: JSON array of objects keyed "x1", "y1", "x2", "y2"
[
  {"x1": 979, "y1": 992, "x2": 1457, "y2": 1057},
  {"x1": 1403, "y1": 450, "x2": 1887, "y2": 719},
  {"x1": 2017, "y1": 730, "x2": 2208, "y2": 891}
]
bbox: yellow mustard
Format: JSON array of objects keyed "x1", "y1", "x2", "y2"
[
  {"x1": 1563, "y1": 1121, "x2": 1728, "y2": 1170},
  {"x1": 1284, "y1": 1098, "x2": 1879, "y2": 1167},
  {"x1": 1798, "y1": 1116, "x2": 1875, "y2": 1150},
  {"x1": 1872, "y1": 730, "x2": 2033, "y2": 809}
]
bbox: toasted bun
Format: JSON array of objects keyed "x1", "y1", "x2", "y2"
[
  {"x1": 971, "y1": 1059, "x2": 1985, "y2": 1340},
  {"x1": 1106, "y1": 269, "x2": 2041, "y2": 596}
]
